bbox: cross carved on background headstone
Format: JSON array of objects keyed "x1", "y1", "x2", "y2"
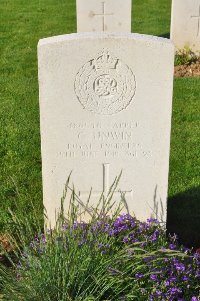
[
  {"x1": 93, "y1": 2, "x2": 114, "y2": 31},
  {"x1": 191, "y1": 5, "x2": 200, "y2": 37}
]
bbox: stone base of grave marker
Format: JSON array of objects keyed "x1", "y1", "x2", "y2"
[{"x1": 38, "y1": 33, "x2": 174, "y2": 227}]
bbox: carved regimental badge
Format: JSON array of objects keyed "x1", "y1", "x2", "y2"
[{"x1": 74, "y1": 49, "x2": 136, "y2": 115}]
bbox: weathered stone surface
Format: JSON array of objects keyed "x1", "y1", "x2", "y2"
[
  {"x1": 76, "y1": 0, "x2": 132, "y2": 32},
  {"x1": 38, "y1": 32, "x2": 174, "y2": 226},
  {"x1": 171, "y1": 0, "x2": 200, "y2": 52}
]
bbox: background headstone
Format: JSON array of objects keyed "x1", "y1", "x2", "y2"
[
  {"x1": 171, "y1": 0, "x2": 200, "y2": 52},
  {"x1": 76, "y1": 0, "x2": 132, "y2": 32},
  {"x1": 38, "y1": 33, "x2": 174, "y2": 226}
]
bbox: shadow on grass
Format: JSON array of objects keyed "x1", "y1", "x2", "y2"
[
  {"x1": 167, "y1": 186, "x2": 200, "y2": 249},
  {"x1": 159, "y1": 33, "x2": 170, "y2": 39}
]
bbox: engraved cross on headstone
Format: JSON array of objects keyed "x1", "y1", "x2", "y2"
[
  {"x1": 191, "y1": 5, "x2": 200, "y2": 37},
  {"x1": 79, "y1": 163, "x2": 133, "y2": 199},
  {"x1": 93, "y1": 2, "x2": 114, "y2": 32}
]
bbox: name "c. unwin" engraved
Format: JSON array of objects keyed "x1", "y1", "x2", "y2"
[{"x1": 93, "y1": 131, "x2": 133, "y2": 140}]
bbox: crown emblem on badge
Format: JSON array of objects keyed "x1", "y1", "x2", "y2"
[{"x1": 95, "y1": 50, "x2": 118, "y2": 70}]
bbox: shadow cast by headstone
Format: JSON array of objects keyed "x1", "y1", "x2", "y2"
[
  {"x1": 167, "y1": 186, "x2": 200, "y2": 249},
  {"x1": 159, "y1": 33, "x2": 170, "y2": 39}
]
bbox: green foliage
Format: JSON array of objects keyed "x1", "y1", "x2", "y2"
[
  {"x1": 0, "y1": 184, "x2": 200, "y2": 301},
  {"x1": 132, "y1": 0, "x2": 171, "y2": 36},
  {"x1": 175, "y1": 48, "x2": 199, "y2": 66}
]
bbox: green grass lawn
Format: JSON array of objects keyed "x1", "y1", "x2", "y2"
[{"x1": 0, "y1": 0, "x2": 200, "y2": 246}]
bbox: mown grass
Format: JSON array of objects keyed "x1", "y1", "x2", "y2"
[
  {"x1": 168, "y1": 77, "x2": 200, "y2": 247},
  {"x1": 0, "y1": 0, "x2": 200, "y2": 246}
]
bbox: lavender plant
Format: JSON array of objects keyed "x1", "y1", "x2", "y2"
[{"x1": 0, "y1": 178, "x2": 199, "y2": 301}]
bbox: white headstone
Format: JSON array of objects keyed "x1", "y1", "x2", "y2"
[
  {"x1": 38, "y1": 32, "x2": 174, "y2": 226},
  {"x1": 171, "y1": 0, "x2": 200, "y2": 52},
  {"x1": 76, "y1": 0, "x2": 132, "y2": 32}
]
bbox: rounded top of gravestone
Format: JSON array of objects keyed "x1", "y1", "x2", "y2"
[{"x1": 38, "y1": 32, "x2": 174, "y2": 48}]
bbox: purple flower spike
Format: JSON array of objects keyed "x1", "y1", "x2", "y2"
[
  {"x1": 191, "y1": 297, "x2": 198, "y2": 301},
  {"x1": 169, "y1": 243, "x2": 177, "y2": 250},
  {"x1": 182, "y1": 275, "x2": 189, "y2": 281},
  {"x1": 176, "y1": 262, "x2": 185, "y2": 272},
  {"x1": 147, "y1": 218, "x2": 159, "y2": 224},
  {"x1": 123, "y1": 236, "x2": 129, "y2": 243},
  {"x1": 150, "y1": 274, "x2": 157, "y2": 281},
  {"x1": 155, "y1": 290, "x2": 162, "y2": 296},
  {"x1": 135, "y1": 273, "x2": 144, "y2": 279}
]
